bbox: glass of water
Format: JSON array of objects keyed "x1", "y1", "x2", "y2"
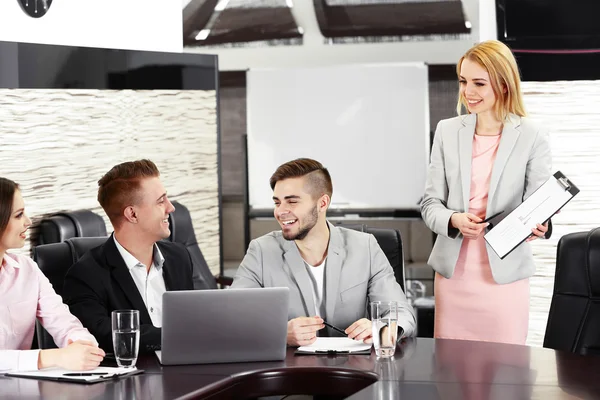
[
  {"x1": 112, "y1": 310, "x2": 140, "y2": 368},
  {"x1": 371, "y1": 301, "x2": 399, "y2": 358}
]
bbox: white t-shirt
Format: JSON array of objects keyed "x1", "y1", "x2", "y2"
[{"x1": 304, "y1": 257, "x2": 327, "y2": 318}]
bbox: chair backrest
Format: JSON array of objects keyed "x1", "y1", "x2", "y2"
[
  {"x1": 168, "y1": 201, "x2": 217, "y2": 290},
  {"x1": 32, "y1": 237, "x2": 108, "y2": 349},
  {"x1": 35, "y1": 210, "x2": 107, "y2": 246},
  {"x1": 336, "y1": 224, "x2": 405, "y2": 291},
  {"x1": 365, "y1": 227, "x2": 405, "y2": 291},
  {"x1": 544, "y1": 228, "x2": 600, "y2": 355}
]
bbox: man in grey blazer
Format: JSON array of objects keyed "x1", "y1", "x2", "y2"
[{"x1": 232, "y1": 158, "x2": 416, "y2": 347}]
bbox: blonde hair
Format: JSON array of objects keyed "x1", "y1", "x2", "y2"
[{"x1": 456, "y1": 40, "x2": 526, "y2": 122}]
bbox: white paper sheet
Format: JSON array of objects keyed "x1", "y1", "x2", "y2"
[
  {"x1": 297, "y1": 337, "x2": 372, "y2": 353},
  {"x1": 484, "y1": 173, "x2": 577, "y2": 259},
  {"x1": 5, "y1": 366, "x2": 137, "y2": 382}
]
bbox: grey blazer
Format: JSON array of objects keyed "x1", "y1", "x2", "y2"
[
  {"x1": 421, "y1": 113, "x2": 552, "y2": 284},
  {"x1": 231, "y1": 222, "x2": 416, "y2": 337}
]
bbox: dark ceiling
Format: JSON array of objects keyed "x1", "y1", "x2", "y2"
[{"x1": 183, "y1": 0, "x2": 470, "y2": 47}]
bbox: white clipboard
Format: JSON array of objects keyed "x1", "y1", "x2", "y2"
[{"x1": 484, "y1": 171, "x2": 580, "y2": 259}]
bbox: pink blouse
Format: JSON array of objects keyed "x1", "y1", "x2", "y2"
[{"x1": 0, "y1": 253, "x2": 96, "y2": 371}]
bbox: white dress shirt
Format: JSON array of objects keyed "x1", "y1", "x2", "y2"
[{"x1": 113, "y1": 237, "x2": 166, "y2": 328}]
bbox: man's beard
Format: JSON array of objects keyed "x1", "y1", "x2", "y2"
[{"x1": 283, "y1": 204, "x2": 318, "y2": 241}]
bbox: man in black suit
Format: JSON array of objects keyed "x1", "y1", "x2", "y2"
[{"x1": 63, "y1": 159, "x2": 194, "y2": 354}]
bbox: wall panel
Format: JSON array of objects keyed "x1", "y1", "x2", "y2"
[{"x1": 0, "y1": 88, "x2": 220, "y2": 273}]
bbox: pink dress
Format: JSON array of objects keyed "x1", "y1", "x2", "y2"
[{"x1": 434, "y1": 134, "x2": 529, "y2": 345}]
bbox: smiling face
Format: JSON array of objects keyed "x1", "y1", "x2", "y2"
[
  {"x1": 273, "y1": 176, "x2": 325, "y2": 241},
  {"x1": 126, "y1": 176, "x2": 175, "y2": 242},
  {"x1": 459, "y1": 58, "x2": 498, "y2": 118},
  {"x1": 0, "y1": 190, "x2": 32, "y2": 254}
]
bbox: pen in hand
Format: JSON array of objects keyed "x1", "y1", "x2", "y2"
[
  {"x1": 480, "y1": 210, "x2": 504, "y2": 224},
  {"x1": 323, "y1": 321, "x2": 347, "y2": 336}
]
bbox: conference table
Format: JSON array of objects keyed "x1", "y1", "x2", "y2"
[{"x1": 2, "y1": 338, "x2": 600, "y2": 399}]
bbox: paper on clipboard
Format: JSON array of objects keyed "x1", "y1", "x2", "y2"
[
  {"x1": 484, "y1": 171, "x2": 579, "y2": 259},
  {"x1": 5, "y1": 366, "x2": 142, "y2": 384}
]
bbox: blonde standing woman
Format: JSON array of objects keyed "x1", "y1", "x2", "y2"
[{"x1": 421, "y1": 40, "x2": 552, "y2": 345}]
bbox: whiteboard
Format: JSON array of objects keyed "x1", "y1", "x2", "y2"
[{"x1": 247, "y1": 63, "x2": 430, "y2": 210}]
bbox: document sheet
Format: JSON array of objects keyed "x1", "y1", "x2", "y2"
[
  {"x1": 5, "y1": 366, "x2": 140, "y2": 383},
  {"x1": 297, "y1": 337, "x2": 372, "y2": 353},
  {"x1": 484, "y1": 172, "x2": 579, "y2": 259}
]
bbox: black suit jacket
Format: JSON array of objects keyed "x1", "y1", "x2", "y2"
[{"x1": 63, "y1": 235, "x2": 194, "y2": 354}]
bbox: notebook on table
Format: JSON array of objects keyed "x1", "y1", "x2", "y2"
[{"x1": 295, "y1": 337, "x2": 372, "y2": 355}]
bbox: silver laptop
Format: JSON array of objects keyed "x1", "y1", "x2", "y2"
[{"x1": 156, "y1": 287, "x2": 289, "y2": 365}]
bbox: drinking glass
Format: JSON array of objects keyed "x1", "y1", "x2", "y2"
[
  {"x1": 111, "y1": 310, "x2": 140, "y2": 368},
  {"x1": 371, "y1": 301, "x2": 399, "y2": 358}
]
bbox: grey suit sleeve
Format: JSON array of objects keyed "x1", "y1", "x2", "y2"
[
  {"x1": 231, "y1": 240, "x2": 264, "y2": 288},
  {"x1": 524, "y1": 125, "x2": 552, "y2": 200},
  {"x1": 421, "y1": 121, "x2": 459, "y2": 238},
  {"x1": 524, "y1": 125, "x2": 553, "y2": 239},
  {"x1": 367, "y1": 235, "x2": 417, "y2": 337}
]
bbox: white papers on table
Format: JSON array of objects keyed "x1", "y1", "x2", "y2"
[
  {"x1": 5, "y1": 366, "x2": 137, "y2": 382},
  {"x1": 297, "y1": 337, "x2": 372, "y2": 353}
]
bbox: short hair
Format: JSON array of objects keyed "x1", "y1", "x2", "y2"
[
  {"x1": 269, "y1": 158, "x2": 333, "y2": 199},
  {"x1": 97, "y1": 159, "x2": 160, "y2": 227},
  {"x1": 0, "y1": 177, "x2": 20, "y2": 239},
  {"x1": 456, "y1": 40, "x2": 526, "y2": 122}
]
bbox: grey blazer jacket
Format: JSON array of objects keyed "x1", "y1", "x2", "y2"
[
  {"x1": 421, "y1": 113, "x2": 552, "y2": 284},
  {"x1": 231, "y1": 222, "x2": 416, "y2": 337}
]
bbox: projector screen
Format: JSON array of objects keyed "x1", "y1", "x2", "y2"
[{"x1": 247, "y1": 63, "x2": 430, "y2": 211}]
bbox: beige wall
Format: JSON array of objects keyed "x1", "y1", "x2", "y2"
[{"x1": 0, "y1": 89, "x2": 220, "y2": 274}]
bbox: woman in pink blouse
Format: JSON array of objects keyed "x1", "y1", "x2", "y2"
[
  {"x1": 0, "y1": 177, "x2": 105, "y2": 371},
  {"x1": 421, "y1": 41, "x2": 552, "y2": 345}
]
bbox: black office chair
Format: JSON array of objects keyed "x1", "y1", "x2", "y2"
[
  {"x1": 335, "y1": 223, "x2": 405, "y2": 291},
  {"x1": 366, "y1": 227, "x2": 406, "y2": 292},
  {"x1": 543, "y1": 227, "x2": 600, "y2": 355},
  {"x1": 33, "y1": 237, "x2": 108, "y2": 349},
  {"x1": 168, "y1": 201, "x2": 231, "y2": 288},
  {"x1": 29, "y1": 210, "x2": 107, "y2": 349},
  {"x1": 33, "y1": 210, "x2": 107, "y2": 247}
]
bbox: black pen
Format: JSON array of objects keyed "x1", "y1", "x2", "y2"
[
  {"x1": 63, "y1": 372, "x2": 108, "y2": 377},
  {"x1": 481, "y1": 210, "x2": 504, "y2": 223},
  {"x1": 323, "y1": 321, "x2": 347, "y2": 336}
]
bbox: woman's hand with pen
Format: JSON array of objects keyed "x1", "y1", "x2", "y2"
[
  {"x1": 450, "y1": 212, "x2": 488, "y2": 239},
  {"x1": 38, "y1": 339, "x2": 105, "y2": 370},
  {"x1": 287, "y1": 316, "x2": 325, "y2": 347}
]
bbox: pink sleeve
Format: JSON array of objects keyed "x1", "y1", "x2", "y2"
[{"x1": 32, "y1": 259, "x2": 97, "y2": 348}]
